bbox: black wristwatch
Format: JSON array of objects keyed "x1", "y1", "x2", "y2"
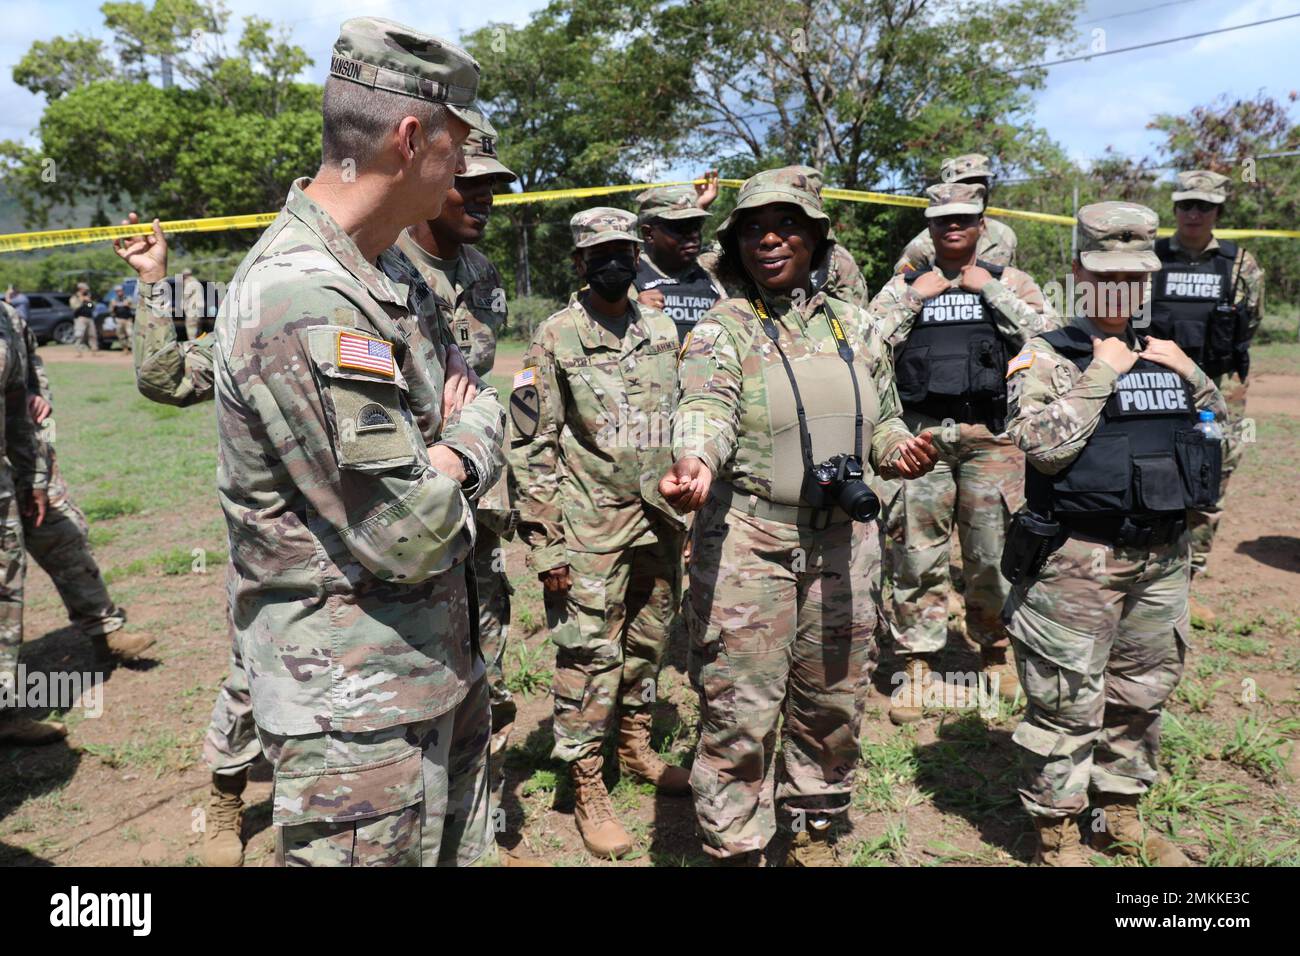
[{"x1": 457, "y1": 453, "x2": 479, "y2": 496}]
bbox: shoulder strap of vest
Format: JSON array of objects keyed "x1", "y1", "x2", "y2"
[
  {"x1": 975, "y1": 260, "x2": 1005, "y2": 278},
  {"x1": 1155, "y1": 237, "x2": 1173, "y2": 260},
  {"x1": 1216, "y1": 239, "x2": 1238, "y2": 259},
  {"x1": 902, "y1": 265, "x2": 932, "y2": 285},
  {"x1": 1039, "y1": 325, "x2": 1094, "y2": 357}
]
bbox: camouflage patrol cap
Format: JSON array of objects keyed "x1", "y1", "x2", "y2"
[
  {"x1": 924, "y1": 182, "x2": 986, "y2": 218},
  {"x1": 715, "y1": 165, "x2": 830, "y2": 244},
  {"x1": 1076, "y1": 201, "x2": 1160, "y2": 272},
  {"x1": 940, "y1": 153, "x2": 994, "y2": 184},
  {"x1": 329, "y1": 18, "x2": 494, "y2": 137},
  {"x1": 461, "y1": 127, "x2": 516, "y2": 183},
  {"x1": 636, "y1": 186, "x2": 710, "y2": 225},
  {"x1": 570, "y1": 207, "x2": 639, "y2": 249},
  {"x1": 1172, "y1": 169, "x2": 1229, "y2": 205}
]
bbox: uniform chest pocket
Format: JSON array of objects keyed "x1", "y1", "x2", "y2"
[
  {"x1": 567, "y1": 360, "x2": 625, "y2": 431},
  {"x1": 306, "y1": 327, "x2": 419, "y2": 473}
]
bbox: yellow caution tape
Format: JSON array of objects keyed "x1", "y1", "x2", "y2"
[{"x1": 1, "y1": 181, "x2": 1297, "y2": 253}]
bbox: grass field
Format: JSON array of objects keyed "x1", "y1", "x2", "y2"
[{"x1": 0, "y1": 327, "x2": 1297, "y2": 866}]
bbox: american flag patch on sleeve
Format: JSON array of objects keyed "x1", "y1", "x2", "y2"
[
  {"x1": 513, "y1": 367, "x2": 536, "y2": 389},
  {"x1": 1005, "y1": 349, "x2": 1034, "y2": 378},
  {"x1": 337, "y1": 331, "x2": 394, "y2": 377}
]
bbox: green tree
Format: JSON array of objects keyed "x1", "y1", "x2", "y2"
[{"x1": 13, "y1": 36, "x2": 117, "y2": 100}]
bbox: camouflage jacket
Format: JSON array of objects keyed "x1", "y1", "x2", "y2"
[
  {"x1": 214, "y1": 179, "x2": 506, "y2": 736},
  {"x1": 4, "y1": 304, "x2": 64, "y2": 502},
  {"x1": 1166, "y1": 233, "x2": 1266, "y2": 340},
  {"x1": 1006, "y1": 314, "x2": 1226, "y2": 477},
  {"x1": 134, "y1": 282, "x2": 216, "y2": 406},
  {"x1": 674, "y1": 290, "x2": 913, "y2": 504},
  {"x1": 510, "y1": 292, "x2": 684, "y2": 573},
  {"x1": 0, "y1": 303, "x2": 47, "y2": 493},
  {"x1": 895, "y1": 217, "x2": 1019, "y2": 273},
  {"x1": 395, "y1": 231, "x2": 507, "y2": 377}
]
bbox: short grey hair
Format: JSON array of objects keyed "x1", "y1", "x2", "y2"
[{"x1": 321, "y1": 77, "x2": 449, "y2": 168}]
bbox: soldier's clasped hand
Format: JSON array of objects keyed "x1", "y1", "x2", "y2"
[
  {"x1": 1091, "y1": 336, "x2": 1139, "y2": 376},
  {"x1": 659, "y1": 456, "x2": 712, "y2": 512}
]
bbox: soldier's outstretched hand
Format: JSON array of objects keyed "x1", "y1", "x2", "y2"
[
  {"x1": 1138, "y1": 336, "x2": 1197, "y2": 381},
  {"x1": 892, "y1": 432, "x2": 939, "y2": 479},
  {"x1": 113, "y1": 212, "x2": 167, "y2": 284},
  {"x1": 660, "y1": 456, "x2": 712, "y2": 512}
]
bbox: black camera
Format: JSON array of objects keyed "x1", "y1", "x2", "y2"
[{"x1": 803, "y1": 454, "x2": 880, "y2": 522}]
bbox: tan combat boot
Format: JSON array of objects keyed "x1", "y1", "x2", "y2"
[
  {"x1": 1188, "y1": 596, "x2": 1217, "y2": 630},
  {"x1": 1094, "y1": 794, "x2": 1191, "y2": 867},
  {"x1": 786, "y1": 821, "x2": 840, "y2": 867},
  {"x1": 0, "y1": 715, "x2": 67, "y2": 745},
  {"x1": 91, "y1": 630, "x2": 156, "y2": 663},
  {"x1": 618, "y1": 710, "x2": 690, "y2": 795},
  {"x1": 200, "y1": 771, "x2": 246, "y2": 867},
  {"x1": 1031, "y1": 815, "x2": 1092, "y2": 866},
  {"x1": 980, "y1": 645, "x2": 1021, "y2": 704},
  {"x1": 571, "y1": 755, "x2": 633, "y2": 858},
  {"x1": 888, "y1": 656, "x2": 932, "y2": 726}
]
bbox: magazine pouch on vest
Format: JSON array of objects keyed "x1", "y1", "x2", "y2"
[
  {"x1": 897, "y1": 262, "x2": 1009, "y2": 430},
  {"x1": 1150, "y1": 238, "x2": 1243, "y2": 378},
  {"x1": 1025, "y1": 327, "x2": 1221, "y2": 523}
]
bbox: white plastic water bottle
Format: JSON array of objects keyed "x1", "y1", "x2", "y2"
[{"x1": 1195, "y1": 409, "x2": 1223, "y2": 443}]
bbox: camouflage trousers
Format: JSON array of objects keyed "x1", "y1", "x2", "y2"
[
  {"x1": 23, "y1": 472, "x2": 126, "y2": 640},
  {"x1": 884, "y1": 422, "x2": 1023, "y2": 654},
  {"x1": 1189, "y1": 372, "x2": 1248, "y2": 577},
  {"x1": 686, "y1": 497, "x2": 879, "y2": 858},
  {"x1": 1005, "y1": 532, "x2": 1190, "y2": 819},
  {"x1": 0, "y1": 491, "x2": 25, "y2": 700},
  {"x1": 260, "y1": 667, "x2": 495, "y2": 867},
  {"x1": 472, "y1": 525, "x2": 514, "y2": 817},
  {"x1": 202, "y1": 621, "x2": 265, "y2": 778},
  {"x1": 72, "y1": 317, "x2": 98, "y2": 353},
  {"x1": 548, "y1": 532, "x2": 683, "y2": 763}
]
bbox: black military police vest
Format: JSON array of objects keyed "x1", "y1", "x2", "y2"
[
  {"x1": 634, "y1": 258, "x2": 722, "y2": 342},
  {"x1": 1025, "y1": 326, "x2": 1221, "y2": 519},
  {"x1": 895, "y1": 262, "x2": 1009, "y2": 429},
  {"x1": 1150, "y1": 238, "x2": 1238, "y2": 375}
]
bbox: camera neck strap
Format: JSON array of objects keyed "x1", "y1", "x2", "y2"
[{"x1": 748, "y1": 291, "x2": 864, "y2": 467}]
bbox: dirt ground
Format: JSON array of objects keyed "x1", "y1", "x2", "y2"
[{"x1": 1, "y1": 347, "x2": 1296, "y2": 868}]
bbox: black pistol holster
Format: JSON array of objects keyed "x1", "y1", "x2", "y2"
[{"x1": 1001, "y1": 508, "x2": 1065, "y2": 587}]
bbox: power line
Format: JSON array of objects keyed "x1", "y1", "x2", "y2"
[
  {"x1": 1003, "y1": 11, "x2": 1300, "y2": 73},
  {"x1": 1080, "y1": 0, "x2": 1211, "y2": 26}
]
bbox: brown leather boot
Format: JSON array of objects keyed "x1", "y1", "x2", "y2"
[
  {"x1": 200, "y1": 771, "x2": 246, "y2": 867},
  {"x1": 1031, "y1": 815, "x2": 1092, "y2": 866},
  {"x1": 1189, "y1": 596, "x2": 1217, "y2": 631},
  {"x1": 618, "y1": 710, "x2": 690, "y2": 795},
  {"x1": 980, "y1": 645, "x2": 1021, "y2": 703},
  {"x1": 571, "y1": 755, "x2": 633, "y2": 858},
  {"x1": 888, "y1": 656, "x2": 932, "y2": 726},
  {"x1": 0, "y1": 715, "x2": 67, "y2": 745},
  {"x1": 91, "y1": 630, "x2": 156, "y2": 663},
  {"x1": 1094, "y1": 793, "x2": 1191, "y2": 867},
  {"x1": 785, "y1": 822, "x2": 840, "y2": 867}
]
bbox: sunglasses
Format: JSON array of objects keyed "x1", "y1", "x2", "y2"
[
  {"x1": 1175, "y1": 200, "x2": 1218, "y2": 214},
  {"x1": 653, "y1": 219, "x2": 703, "y2": 238},
  {"x1": 933, "y1": 214, "x2": 982, "y2": 229}
]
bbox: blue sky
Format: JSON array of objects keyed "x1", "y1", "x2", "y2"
[{"x1": 1, "y1": 0, "x2": 1295, "y2": 186}]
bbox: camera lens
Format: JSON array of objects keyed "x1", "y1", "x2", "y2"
[{"x1": 837, "y1": 481, "x2": 881, "y2": 522}]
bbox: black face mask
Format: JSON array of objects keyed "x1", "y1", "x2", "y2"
[{"x1": 585, "y1": 253, "x2": 637, "y2": 301}]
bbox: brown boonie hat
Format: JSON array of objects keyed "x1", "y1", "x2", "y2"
[
  {"x1": 570, "y1": 207, "x2": 639, "y2": 249},
  {"x1": 925, "y1": 182, "x2": 986, "y2": 218},
  {"x1": 461, "y1": 127, "x2": 515, "y2": 183},
  {"x1": 1076, "y1": 202, "x2": 1160, "y2": 273},
  {"x1": 940, "y1": 153, "x2": 994, "y2": 184},
  {"x1": 329, "y1": 18, "x2": 494, "y2": 137},
  {"x1": 636, "y1": 186, "x2": 710, "y2": 225},
  {"x1": 715, "y1": 165, "x2": 830, "y2": 244},
  {"x1": 1172, "y1": 169, "x2": 1229, "y2": 205}
]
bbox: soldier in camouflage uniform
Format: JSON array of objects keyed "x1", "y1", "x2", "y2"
[
  {"x1": 212, "y1": 18, "x2": 505, "y2": 867},
  {"x1": 509, "y1": 206, "x2": 688, "y2": 859},
  {"x1": 114, "y1": 212, "x2": 256, "y2": 866},
  {"x1": 1004, "y1": 202, "x2": 1222, "y2": 867},
  {"x1": 4, "y1": 307, "x2": 150, "y2": 668},
  {"x1": 895, "y1": 154, "x2": 1019, "y2": 272},
  {"x1": 633, "y1": 184, "x2": 726, "y2": 341},
  {"x1": 395, "y1": 128, "x2": 535, "y2": 862},
  {"x1": 661, "y1": 167, "x2": 939, "y2": 866},
  {"x1": 1146, "y1": 171, "x2": 1265, "y2": 626},
  {"x1": 867, "y1": 182, "x2": 1058, "y2": 724},
  {"x1": 0, "y1": 301, "x2": 56, "y2": 745}
]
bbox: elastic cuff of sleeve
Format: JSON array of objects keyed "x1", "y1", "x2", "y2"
[
  {"x1": 526, "y1": 545, "x2": 567, "y2": 574},
  {"x1": 436, "y1": 439, "x2": 488, "y2": 496},
  {"x1": 674, "y1": 446, "x2": 720, "y2": 476}
]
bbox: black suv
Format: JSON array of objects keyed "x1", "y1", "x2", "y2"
[
  {"x1": 93, "y1": 276, "x2": 224, "y2": 343},
  {"x1": 21, "y1": 292, "x2": 77, "y2": 344}
]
